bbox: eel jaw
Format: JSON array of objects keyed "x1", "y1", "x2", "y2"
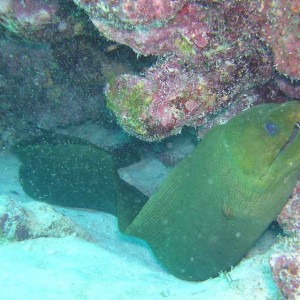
[
  {"x1": 263, "y1": 121, "x2": 300, "y2": 179},
  {"x1": 277, "y1": 122, "x2": 300, "y2": 155}
]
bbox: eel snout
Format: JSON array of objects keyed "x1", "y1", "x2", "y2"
[{"x1": 277, "y1": 121, "x2": 300, "y2": 155}]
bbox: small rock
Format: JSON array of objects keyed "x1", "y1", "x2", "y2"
[
  {"x1": 0, "y1": 195, "x2": 92, "y2": 244},
  {"x1": 118, "y1": 159, "x2": 171, "y2": 197}
]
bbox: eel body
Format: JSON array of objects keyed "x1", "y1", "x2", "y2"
[
  {"x1": 14, "y1": 102, "x2": 300, "y2": 281},
  {"x1": 125, "y1": 101, "x2": 300, "y2": 280}
]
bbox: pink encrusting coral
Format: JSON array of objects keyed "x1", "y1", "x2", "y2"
[
  {"x1": 74, "y1": 0, "x2": 264, "y2": 58},
  {"x1": 275, "y1": 76, "x2": 300, "y2": 100},
  {"x1": 11, "y1": 0, "x2": 59, "y2": 24},
  {"x1": 1, "y1": 0, "x2": 299, "y2": 143},
  {"x1": 2, "y1": 0, "x2": 299, "y2": 142},
  {"x1": 74, "y1": 0, "x2": 188, "y2": 26},
  {"x1": 119, "y1": 0, "x2": 185, "y2": 25},
  {"x1": 259, "y1": 0, "x2": 300, "y2": 79},
  {"x1": 75, "y1": 2, "x2": 209, "y2": 58},
  {"x1": 106, "y1": 42, "x2": 273, "y2": 141},
  {"x1": 277, "y1": 179, "x2": 300, "y2": 235},
  {"x1": 0, "y1": 0, "x2": 93, "y2": 41},
  {"x1": 270, "y1": 248, "x2": 300, "y2": 300},
  {"x1": 106, "y1": 57, "x2": 216, "y2": 140},
  {"x1": 0, "y1": 0, "x2": 60, "y2": 36},
  {"x1": 75, "y1": 0, "x2": 282, "y2": 141},
  {"x1": 272, "y1": 179, "x2": 300, "y2": 299}
]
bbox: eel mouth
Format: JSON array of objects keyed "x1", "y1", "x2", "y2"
[
  {"x1": 277, "y1": 121, "x2": 300, "y2": 155},
  {"x1": 260, "y1": 121, "x2": 300, "y2": 180}
]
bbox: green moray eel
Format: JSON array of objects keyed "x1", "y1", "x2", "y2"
[
  {"x1": 13, "y1": 134, "x2": 148, "y2": 218},
  {"x1": 125, "y1": 101, "x2": 300, "y2": 281},
  {"x1": 13, "y1": 101, "x2": 300, "y2": 281}
]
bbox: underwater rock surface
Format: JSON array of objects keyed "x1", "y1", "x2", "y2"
[
  {"x1": 270, "y1": 239, "x2": 300, "y2": 300},
  {"x1": 118, "y1": 158, "x2": 171, "y2": 197},
  {"x1": 278, "y1": 179, "x2": 300, "y2": 235},
  {"x1": 2, "y1": 0, "x2": 300, "y2": 145},
  {"x1": 72, "y1": 0, "x2": 300, "y2": 141},
  {"x1": 0, "y1": 195, "x2": 92, "y2": 244}
]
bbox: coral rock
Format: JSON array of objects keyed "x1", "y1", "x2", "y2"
[
  {"x1": 259, "y1": 0, "x2": 300, "y2": 79},
  {"x1": 0, "y1": 0, "x2": 93, "y2": 41},
  {"x1": 77, "y1": 0, "x2": 188, "y2": 26},
  {"x1": 106, "y1": 57, "x2": 216, "y2": 141},
  {"x1": 278, "y1": 179, "x2": 300, "y2": 235},
  {"x1": 0, "y1": 196, "x2": 30, "y2": 243},
  {"x1": 106, "y1": 42, "x2": 272, "y2": 141},
  {"x1": 73, "y1": 1, "x2": 209, "y2": 58},
  {"x1": 0, "y1": 195, "x2": 92, "y2": 243},
  {"x1": 270, "y1": 245, "x2": 300, "y2": 300},
  {"x1": 275, "y1": 76, "x2": 300, "y2": 100},
  {"x1": 0, "y1": 34, "x2": 107, "y2": 147}
]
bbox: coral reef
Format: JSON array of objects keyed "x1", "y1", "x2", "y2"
[
  {"x1": 272, "y1": 171, "x2": 300, "y2": 299},
  {"x1": 106, "y1": 56, "x2": 215, "y2": 140},
  {"x1": 275, "y1": 76, "x2": 300, "y2": 100},
  {"x1": 106, "y1": 44, "x2": 272, "y2": 141},
  {"x1": 0, "y1": 0, "x2": 299, "y2": 292},
  {"x1": 259, "y1": 0, "x2": 300, "y2": 79},
  {"x1": 207, "y1": 0, "x2": 300, "y2": 80},
  {"x1": 0, "y1": 0, "x2": 93, "y2": 42},
  {"x1": 0, "y1": 0, "x2": 60, "y2": 36},
  {"x1": 278, "y1": 179, "x2": 300, "y2": 235},
  {"x1": 73, "y1": 1, "x2": 208, "y2": 58},
  {"x1": 1, "y1": 0, "x2": 300, "y2": 143},
  {"x1": 0, "y1": 195, "x2": 92, "y2": 244},
  {"x1": 73, "y1": 0, "x2": 300, "y2": 141},
  {"x1": 270, "y1": 239, "x2": 300, "y2": 300},
  {"x1": 78, "y1": 0, "x2": 188, "y2": 26},
  {"x1": 0, "y1": 0, "x2": 299, "y2": 143}
]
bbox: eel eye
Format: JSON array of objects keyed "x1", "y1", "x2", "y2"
[{"x1": 264, "y1": 121, "x2": 278, "y2": 136}]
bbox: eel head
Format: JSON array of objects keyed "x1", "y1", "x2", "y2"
[{"x1": 223, "y1": 101, "x2": 300, "y2": 180}]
